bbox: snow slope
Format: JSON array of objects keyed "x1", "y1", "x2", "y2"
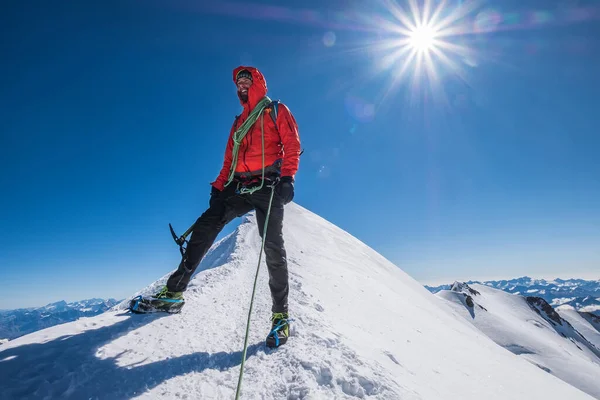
[
  {"x1": 0, "y1": 204, "x2": 595, "y2": 399},
  {"x1": 436, "y1": 283, "x2": 600, "y2": 399},
  {"x1": 556, "y1": 305, "x2": 600, "y2": 350}
]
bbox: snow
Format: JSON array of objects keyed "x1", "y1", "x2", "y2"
[
  {"x1": 552, "y1": 297, "x2": 577, "y2": 306},
  {"x1": 581, "y1": 305, "x2": 600, "y2": 314},
  {"x1": 436, "y1": 283, "x2": 600, "y2": 399},
  {"x1": 0, "y1": 204, "x2": 595, "y2": 399},
  {"x1": 556, "y1": 306, "x2": 600, "y2": 350}
]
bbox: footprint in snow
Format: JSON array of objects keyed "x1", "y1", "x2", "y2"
[
  {"x1": 384, "y1": 351, "x2": 400, "y2": 365},
  {"x1": 337, "y1": 374, "x2": 379, "y2": 397}
]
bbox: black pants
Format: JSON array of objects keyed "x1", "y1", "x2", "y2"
[{"x1": 166, "y1": 183, "x2": 289, "y2": 313}]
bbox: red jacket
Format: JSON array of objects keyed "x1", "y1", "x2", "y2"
[{"x1": 211, "y1": 66, "x2": 301, "y2": 191}]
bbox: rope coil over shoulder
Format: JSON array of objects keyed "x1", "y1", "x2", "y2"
[{"x1": 225, "y1": 96, "x2": 273, "y2": 194}]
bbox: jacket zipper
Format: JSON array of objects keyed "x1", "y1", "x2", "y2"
[{"x1": 242, "y1": 119, "x2": 251, "y2": 172}]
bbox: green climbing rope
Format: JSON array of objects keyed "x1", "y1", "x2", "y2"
[
  {"x1": 224, "y1": 96, "x2": 272, "y2": 192},
  {"x1": 230, "y1": 95, "x2": 278, "y2": 399},
  {"x1": 234, "y1": 184, "x2": 276, "y2": 400}
]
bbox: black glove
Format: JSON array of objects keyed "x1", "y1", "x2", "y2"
[
  {"x1": 276, "y1": 176, "x2": 294, "y2": 204},
  {"x1": 209, "y1": 185, "x2": 222, "y2": 208}
]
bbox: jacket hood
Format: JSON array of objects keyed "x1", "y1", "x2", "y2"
[{"x1": 233, "y1": 66, "x2": 268, "y2": 111}]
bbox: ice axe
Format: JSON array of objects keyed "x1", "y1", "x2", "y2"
[{"x1": 169, "y1": 222, "x2": 194, "y2": 262}]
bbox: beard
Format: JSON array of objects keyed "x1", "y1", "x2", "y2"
[{"x1": 239, "y1": 91, "x2": 248, "y2": 102}]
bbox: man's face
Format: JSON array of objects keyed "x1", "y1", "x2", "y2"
[{"x1": 236, "y1": 77, "x2": 253, "y2": 102}]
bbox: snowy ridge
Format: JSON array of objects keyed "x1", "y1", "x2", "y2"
[
  {"x1": 556, "y1": 306, "x2": 600, "y2": 351},
  {"x1": 436, "y1": 282, "x2": 600, "y2": 398},
  {"x1": 582, "y1": 312, "x2": 600, "y2": 331},
  {"x1": 426, "y1": 277, "x2": 600, "y2": 315},
  {"x1": 0, "y1": 204, "x2": 595, "y2": 399},
  {"x1": 114, "y1": 227, "x2": 243, "y2": 309}
]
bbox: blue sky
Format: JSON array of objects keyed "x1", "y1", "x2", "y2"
[{"x1": 1, "y1": 0, "x2": 599, "y2": 308}]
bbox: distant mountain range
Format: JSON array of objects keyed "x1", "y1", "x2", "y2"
[
  {"x1": 0, "y1": 298, "x2": 120, "y2": 341},
  {"x1": 426, "y1": 276, "x2": 600, "y2": 315}
]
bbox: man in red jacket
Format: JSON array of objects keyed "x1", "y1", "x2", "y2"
[{"x1": 150, "y1": 66, "x2": 300, "y2": 347}]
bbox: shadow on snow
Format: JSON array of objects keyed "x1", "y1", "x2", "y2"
[{"x1": 0, "y1": 312, "x2": 263, "y2": 399}]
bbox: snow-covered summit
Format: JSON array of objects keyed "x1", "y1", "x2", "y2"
[
  {"x1": 450, "y1": 281, "x2": 480, "y2": 295},
  {"x1": 0, "y1": 204, "x2": 595, "y2": 399}
]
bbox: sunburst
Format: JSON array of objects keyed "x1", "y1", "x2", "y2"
[{"x1": 370, "y1": 0, "x2": 479, "y2": 105}]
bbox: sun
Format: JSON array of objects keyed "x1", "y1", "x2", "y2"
[
  {"x1": 359, "y1": 0, "x2": 479, "y2": 106},
  {"x1": 408, "y1": 25, "x2": 438, "y2": 53}
]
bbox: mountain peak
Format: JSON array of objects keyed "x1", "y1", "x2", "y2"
[
  {"x1": 0, "y1": 204, "x2": 593, "y2": 399},
  {"x1": 526, "y1": 296, "x2": 564, "y2": 326},
  {"x1": 427, "y1": 277, "x2": 600, "y2": 315},
  {"x1": 451, "y1": 281, "x2": 481, "y2": 296},
  {"x1": 44, "y1": 300, "x2": 68, "y2": 309}
]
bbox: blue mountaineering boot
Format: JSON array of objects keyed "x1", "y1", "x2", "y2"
[
  {"x1": 266, "y1": 312, "x2": 289, "y2": 348},
  {"x1": 129, "y1": 286, "x2": 185, "y2": 314}
]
